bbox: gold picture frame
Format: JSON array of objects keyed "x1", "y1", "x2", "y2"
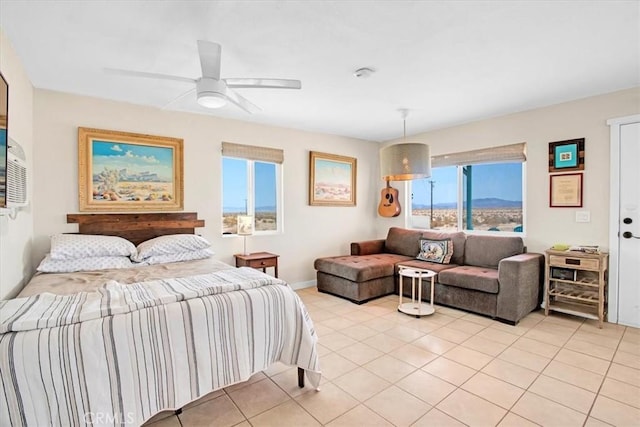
[
  {"x1": 78, "y1": 127, "x2": 184, "y2": 212},
  {"x1": 309, "y1": 151, "x2": 357, "y2": 206}
]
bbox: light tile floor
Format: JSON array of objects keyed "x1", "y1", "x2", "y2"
[{"x1": 145, "y1": 287, "x2": 640, "y2": 427}]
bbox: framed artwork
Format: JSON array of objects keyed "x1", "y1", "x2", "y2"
[
  {"x1": 78, "y1": 127, "x2": 183, "y2": 212},
  {"x1": 309, "y1": 151, "x2": 357, "y2": 206},
  {"x1": 550, "y1": 173, "x2": 583, "y2": 207},
  {"x1": 548, "y1": 138, "x2": 585, "y2": 172}
]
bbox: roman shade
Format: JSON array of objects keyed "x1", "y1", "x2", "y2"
[
  {"x1": 432, "y1": 142, "x2": 526, "y2": 167},
  {"x1": 221, "y1": 142, "x2": 284, "y2": 164}
]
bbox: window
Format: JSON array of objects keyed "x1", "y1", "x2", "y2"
[
  {"x1": 410, "y1": 143, "x2": 525, "y2": 233},
  {"x1": 221, "y1": 142, "x2": 283, "y2": 234},
  {"x1": 411, "y1": 167, "x2": 458, "y2": 230}
]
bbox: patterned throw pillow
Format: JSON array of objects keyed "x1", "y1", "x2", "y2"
[
  {"x1": 416, "y1": 238, "x2": 454, "y2": 264},
  {"x1": 133, "y1": 234, "x2": 212, "y2": 262},
  {"x1": 37, "y1": 254, "x2": 133, "y2": 273},
  {"x1": 49, "y1": 234, "x2": 137, "y2": 260}
]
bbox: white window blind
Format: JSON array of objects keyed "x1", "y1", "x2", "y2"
[
  {"x1": 431, "y1": 142, "x2": 526, "y2": 167},
  {"x1": 221, "y1": 142, "x2": 284, "y2": 164}
]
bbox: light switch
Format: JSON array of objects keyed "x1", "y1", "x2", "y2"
[{"x1": 576, "y1": 211, "x2": 591, "y2": 223}]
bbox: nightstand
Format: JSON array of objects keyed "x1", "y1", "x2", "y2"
[{"x1": 234, "y1": 252, "x2": 279, "y2": 278}]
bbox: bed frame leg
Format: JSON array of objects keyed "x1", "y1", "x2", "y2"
[{"x1": 297, "y1": 367, "x2": 305, "y2": 388}]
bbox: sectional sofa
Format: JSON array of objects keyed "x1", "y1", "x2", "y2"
[{"x1": 314, "y1": 227, "x2": 544, "y2": 324}]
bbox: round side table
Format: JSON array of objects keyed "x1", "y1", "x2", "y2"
[{"x1": 397, "y1": 266, "x2": 436, "y2": 317}]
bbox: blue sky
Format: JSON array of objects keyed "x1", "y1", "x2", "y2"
[
  {"x1": 222, "y1": 158, "x2": 522, "y2": 210},
  {"x1": 223, "y1": 158, "x2": 276, "y2": 210},
  {"x1": 92, "y1": 140, "x2": 174, "y2": 181},
  {"x1": 411, "y1": 163, "x2": 523, "y2": 205}
]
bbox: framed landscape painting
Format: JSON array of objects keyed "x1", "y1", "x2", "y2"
[
  {"x1": 309, "y1": 151, "x2": 357, "y2": 206},
  {"x1": 78, "y1": 127, "x2": 183, "y2": 212}
]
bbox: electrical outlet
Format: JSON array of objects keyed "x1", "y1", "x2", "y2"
[{"x1": 576, "y1": 211, "x2": 591, "y2": 223}]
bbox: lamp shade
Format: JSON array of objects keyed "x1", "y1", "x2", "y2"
[
  {"x1": 380, "y1": 142, "x2": 431, "y2": 181},
  {"x1": 237, "y1": 215, "x2": 254, "y2": 236}
]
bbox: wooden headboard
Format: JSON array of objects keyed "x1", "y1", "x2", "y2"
[{"x1": 67, "y1": 212, "x2": 205, "y2": 245}]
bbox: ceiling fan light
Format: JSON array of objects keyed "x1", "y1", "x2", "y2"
[{"x1": 197, "y1": 92, "x2": 227, "y2": 108}]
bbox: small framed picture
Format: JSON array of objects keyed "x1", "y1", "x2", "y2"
[
  {"x1": 550, "y1": 173, "x2": 583, "y2": 208},
  {"x1": 548, "y1": 138, "x2": 585, "y2": 172}
]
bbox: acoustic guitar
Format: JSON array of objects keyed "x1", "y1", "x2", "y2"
[{"x1": 378, "y1": 180, "x2": 401, "y2": 217}]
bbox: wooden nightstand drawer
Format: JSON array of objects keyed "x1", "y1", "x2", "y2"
[
  {"x1": 549, "y1": 255, "x2": 600, "y2": 271},
  {"x1": 245, "y1": 257, "x2": 277, "y2": 269}
]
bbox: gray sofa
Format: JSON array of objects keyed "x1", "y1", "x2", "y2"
[{"x1": 314, "y1": 227, "x2": 544, "y2": 324}]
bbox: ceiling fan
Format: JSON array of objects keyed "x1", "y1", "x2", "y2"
[{"x1": 106, "y1": 40, "x2": 302, "y2": 113}]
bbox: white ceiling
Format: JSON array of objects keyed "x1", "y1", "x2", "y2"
[{"x1": 0, "y1": 1, "x2": 638, "y2": 141}]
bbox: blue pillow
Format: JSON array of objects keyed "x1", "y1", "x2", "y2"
[{"x1": 417, "y1": 238, "x2": 453, "y2": 264}]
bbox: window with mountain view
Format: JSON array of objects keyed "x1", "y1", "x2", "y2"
[
  {"x1": 221, "y1": 143, "x2": 282, "y2": 234},
  {"x1": 410, "y1": 158, "x2": 524, "y2": 233}
]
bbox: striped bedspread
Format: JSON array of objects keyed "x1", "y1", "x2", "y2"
[{"x1": 0, "y1": 267, "x2": 321, "y2": 426}]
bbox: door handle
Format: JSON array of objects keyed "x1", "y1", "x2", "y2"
[{"x1": 622, "y1": 231, "x2": 640, "y2": 239}]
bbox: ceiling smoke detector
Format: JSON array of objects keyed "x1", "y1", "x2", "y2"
[{"x1": 353, "y1": 67, "x2": 375, "y2": 78}]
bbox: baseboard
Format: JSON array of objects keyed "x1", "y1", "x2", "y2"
[{"x1": 290, "y1": 280, "x2": 317, "y2": 290}]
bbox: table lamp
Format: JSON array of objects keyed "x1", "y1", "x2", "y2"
[{"x1": 237, "y1": 215, "x2": 254, "y2": 255}]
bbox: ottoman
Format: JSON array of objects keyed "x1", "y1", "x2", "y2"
[{"x1": 313, "y1": 253, "x2": 411, "y2": 304}]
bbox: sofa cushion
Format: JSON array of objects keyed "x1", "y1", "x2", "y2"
[
  {"x1": 438, "y1": 265, "x2": 500, "y2": 294},
  {"x1": 420, "y1": 230, "x2": 466, "y2": 265},
  {"x1": 417, "y1": 238, "x2": 453, "y2": 264},
  {"x1": 384, "y1": 227, "x2": 422, "y2": 257},
  {"x1": 464, "y1": 235, "x2": 524, "y2": 268},
  {"x1": 314, "y1": 254, "x2": 413, "y2": 282}
]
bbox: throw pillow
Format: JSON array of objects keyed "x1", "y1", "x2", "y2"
[{"x1": 417, "y1": 238, "x2": 453, "y2": 264}]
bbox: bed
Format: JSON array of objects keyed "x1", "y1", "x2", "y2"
[{"x1": 0, "y1": 213, "x2": 321, "y2": 426}]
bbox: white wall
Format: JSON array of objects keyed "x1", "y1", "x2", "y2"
[
  {"x1": 32, "y1": 90, "x2": 380, "y2": 287},
  {"x1": 376, "y1": 87, "x2": 640, "y2": 254},
  {"x1": 0, "y1": 30, "x2": 34, "y2": 299}
]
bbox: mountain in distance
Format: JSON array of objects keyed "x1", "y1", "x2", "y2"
[
  {"x1": 223, "y1": 205, "x2": 276, "y2": 213},
  {"x1": 414, "y1": 198, "x2": 522, "y2": 210}
]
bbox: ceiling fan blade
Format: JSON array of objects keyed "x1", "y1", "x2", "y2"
[
  {"x1": 224, "y1": 78, "x2": 302, "y2": 89},
  {"x1": 104, "y1": 68, "x2": 196, "y2": 84},
  {"x1": 161, "y1": 88, "x2": 197, "y2": 109},
  {"x1": 224, "y1": 89, "x2": 261, "y2": 114},
  {"x1": 197, "y1": 40, "x2": 222, "y2": 80}
]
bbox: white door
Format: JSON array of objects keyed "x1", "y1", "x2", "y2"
[{"x1": 617, "y1": 121, "x2": 640, "y2": 327}]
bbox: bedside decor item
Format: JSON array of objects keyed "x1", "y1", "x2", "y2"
[
  {"x1": 78, "y1": 127, "x2": 183, "y2": 212},
  {"x1": 550, "y1": 173, "x2": 583, "y2": 207},
  {"x1": 237, "y1": 215, "x2": 254, "y2": 255},
  {"x1": 309, "y1": 151, "x2": 357, "y2": 206},
  {"x1": 548, "y1": 138, "x2": 585, "y2": 172}
]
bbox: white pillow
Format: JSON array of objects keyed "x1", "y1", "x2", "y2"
[
  {"x1": 37, "y1": 254, "x2": 134, "y2": 273},
  {"x1": 50, "y1": 234, "x2": 137, "y2": 260},
  {"x1": 134, "y1": 248, "x2": 214, "y2": 266},
  {"x1": 133, "y1": 234, "x2": 212, "y2": 262}
]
